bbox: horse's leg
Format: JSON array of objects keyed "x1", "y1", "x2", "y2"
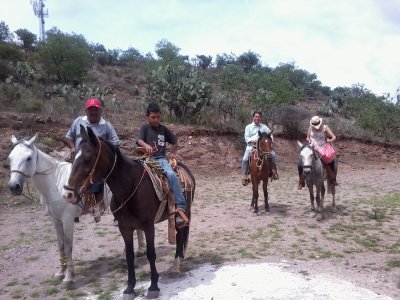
[
  {"x1": 135, "y1": 230, "x2": 146, "y2": 257},
  {"x1": 144, "y1": 226, "x2": 160, "y2": 298},
  {"x1": 52, "y1": 219, "x2": 67, "y2": 280},
  {"x1": 120, "y1": 227, "x2": 136, "y2": 297},
  {"x1": 262, "y1": 179, "x2": 269, "y2": 212},
  {"x1": 331, "y1": 186, "x2": 336, "y2": 213},
  {"x1": 61, "y1": 216, "x2": 75, "y2": 283},
  {"x1": 252, "y1": 180, "x2": 259, "y2": 213},
  {"x1": 170, "y1": 226, "x2": 189, "y2": 274},
  {"x1": 308, "y1": 184, "x2": 315, "y2": 212},
  {"x1": 316, "y1": 184, "x2": 324, "y2": 221}
]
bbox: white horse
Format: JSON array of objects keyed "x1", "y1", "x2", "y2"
[
  {"x1": 297, "y1": 141, "x2": 336, "y2": 221},
  {"x1": 7, "y1": 134, "x2": 145, "y2": 284}
]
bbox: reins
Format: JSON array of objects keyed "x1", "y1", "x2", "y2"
[
  {"x1": 253, "y1": 137, "x2": 272, "y2": 170},
  {"x1": 66, "y1": 136, "x2": 145, "y2": 213}
]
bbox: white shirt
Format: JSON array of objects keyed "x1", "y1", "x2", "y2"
[{"x1": 244, "y1": 122, "x2": 273, "y2": 149}]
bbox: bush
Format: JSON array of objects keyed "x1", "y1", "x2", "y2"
[{"x1": 0, "y1": 44, "x2": 22, "y2": 61}]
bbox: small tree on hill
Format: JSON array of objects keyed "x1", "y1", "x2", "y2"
[
  {"x1": 36, "y1": 27, "x2": 91, "y2": 83},
  {"x1": 15, "y1": 29, "x2": 37, "y2": 50}
]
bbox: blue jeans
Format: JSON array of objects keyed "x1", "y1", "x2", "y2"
[{"x1": 156, "y1": 158, "x2": 186, "y2": 211}]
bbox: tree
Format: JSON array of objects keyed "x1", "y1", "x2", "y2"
[
  {"x1": 155, "y1": 39, "x2": 181, "y2": 62},
  {"x1": 120, "y1": 47, "x2": 144, "y2": 64},
  {"x1": 236, "y1": 51, "x2": 260, "y2": 73},
  {"x1": 0, "y1": 21, "x2": 12, "y2": 42},
  {"x1": 196, "y1": 55, "x2": 212, "y2": 69},
  {"x1": 36, "y1": 27, "x2": 91, "y2": 83},
  {"x1": 15, "y1": 29, "x2": 37, "y2": 50},
  {"x1": 215, "y1": 53, "x2": 236, "y2": 68}
]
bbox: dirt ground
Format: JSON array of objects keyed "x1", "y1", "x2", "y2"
[{"x1": 1, "y1": 112, "x2": 400, "y2": 299}]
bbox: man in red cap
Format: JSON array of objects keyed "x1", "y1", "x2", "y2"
[{"x1": 65, "y1": 98, "x2": 120, "y2": 222}]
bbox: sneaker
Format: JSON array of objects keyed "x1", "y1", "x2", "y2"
[{"x1": 74, "y1": 217, "x2": 80, "y2": 223}]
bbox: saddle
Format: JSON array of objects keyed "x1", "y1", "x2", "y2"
[{"x1": 133, "y1": 148, "x2": 194, "y2": 244}]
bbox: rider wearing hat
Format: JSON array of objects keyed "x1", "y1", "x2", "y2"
[{"x1": 65, "y1": 98, "x2": 120, "y2": 222}]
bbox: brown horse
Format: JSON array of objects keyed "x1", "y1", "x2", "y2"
[
  {"x1": 63, "y1": 125, "x2": 195, "y2": 299},
  {"x1": 249, "y1": 130, "x2": 273, "y2": 213}
]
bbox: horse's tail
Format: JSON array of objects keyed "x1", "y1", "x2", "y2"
[{"x1": 176, "y1": 162, "x2": 195, "y2": 258}]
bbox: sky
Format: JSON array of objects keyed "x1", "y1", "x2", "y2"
[{"x1": 1, "y1": 0, "x2": 400, "y2": 99}]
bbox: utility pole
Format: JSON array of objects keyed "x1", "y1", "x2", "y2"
[{"x1": 31, "y1": 0, "x2": 48, "y2": 41}]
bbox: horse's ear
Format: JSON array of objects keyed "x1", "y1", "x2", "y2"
[
  {"x1": 297, "y1": 140, "x2": 303, "y2": 148},
  {"x1": 27, "y1": 133, "x2": 38, "y2": 146},
  {"x1": 80, "y1": 124, "x2": 88, "y2": 142},
  {"x1": 11, "y1": 135, "x2": 18, "y2": 146},
  {"x1": 87, "y1": 127, "x2": 98, "y2": 146}
]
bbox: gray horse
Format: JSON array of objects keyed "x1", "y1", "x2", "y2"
[{"x1": 297, "y1": 141, "x2": 336, "y2": 221}]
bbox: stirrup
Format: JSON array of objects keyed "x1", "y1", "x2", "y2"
[{"x1": 174, "y1": 209, "x2": 189, "y2": 228}]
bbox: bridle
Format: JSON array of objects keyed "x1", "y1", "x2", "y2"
[
  {"x1": 253, "y1": 135, "x2": 273, "y2": 169},
  {"x1": 10, "y1": 142, "x2": 57, "y2": 178},
  {"x1": 300, "y1": 144, "x2": 318, "y2": 170},
  {"x1": 63, "y1": 137, "x2": 117, "y2": 205}
]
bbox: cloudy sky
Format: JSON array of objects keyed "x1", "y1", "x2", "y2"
[{"x1": 1, "y1": 0, "x2": 400, "y2": 98}]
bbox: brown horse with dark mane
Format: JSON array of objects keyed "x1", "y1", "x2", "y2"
[
  {"x1": 249, "y1": 131, "x2": 274, "y2": 213},
  {"x1": 63, "y1": 125, "x2": 195, "y2": 299}
]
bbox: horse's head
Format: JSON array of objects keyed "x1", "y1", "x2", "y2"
[
  {"x1": 257, "y1": 130, "x2": 273, "y2": 157},
  {"x1": 8, "y1": 134, "x2": 39, "y2": 195},
  {"x1": 297, "y1": 141, "x2": 315, "y2": 175},
  {"x1": 63, "y1": 125, "x2": 115, "y2": 204}
]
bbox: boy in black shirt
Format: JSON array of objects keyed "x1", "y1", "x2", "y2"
[{"x1": 137, "y1": 103, "x2": 188, "y2": 227}]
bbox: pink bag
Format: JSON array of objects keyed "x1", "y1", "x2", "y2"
[{"x1": 315, "y1": 143, "x2": 336, "y2": 164}]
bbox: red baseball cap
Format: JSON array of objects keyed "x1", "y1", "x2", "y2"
[{"x1": 85, "y1": 98, "x2": 102, "y2": 109}]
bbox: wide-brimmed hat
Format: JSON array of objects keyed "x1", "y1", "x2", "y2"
[
  {"x1": 85, "y1": 98, "x2": 101, "y2": 109},
  {"x1": 310, "y1": 116, "x2": 322, "y2": 129}
]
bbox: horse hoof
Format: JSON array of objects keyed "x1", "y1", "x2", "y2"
[
  {"x1": 147, "y1": 289, "x2": 160, "y2": 299},
  {"x1": 54, "y1": 272, "x2": 64, "y2": 280},
  {"x1": 331, "y1": 207, "x2": 337, "y2": 213},
  {"x1": 135, "y1": 249, "x2": 146, "y2": 257},
  {"x1": 61, "y1": 280, "x2": 74, "y2": 288},
  {"x1": 253, "y1": 209, "x2": 258, "y2": 214},
  {"x1": 122, "y1": 293, "x2": 135, "y2": 300}
]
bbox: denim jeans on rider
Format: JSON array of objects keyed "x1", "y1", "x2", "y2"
[{"x1": 156, "y1": 157, "x2": 186, "y2": 211}]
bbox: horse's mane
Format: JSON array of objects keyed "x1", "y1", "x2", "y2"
[{"x1": 99, "y1": 137, "x2": 141, "y2": 167}]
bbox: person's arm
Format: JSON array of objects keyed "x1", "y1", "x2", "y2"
[
  {"x1": 137, "y1": 139, "x2": 153, "y2": 153},
  {"x1": 107, "y1": 122, "x2": 120, "y2": 147},
  {"x1": 244, "y1": 124, "x2": 252, "y2": 143},
  {"x1": 65, "y1": 118, "x2": 78, "y2": 151},
  {"x1": 165, "y1": 127, "x2": 178, "y2": 158},
  {"x1": 306, "y1": 127, "x2": 311, "y2": 144},
  {"x1": 65, "y1": 138, "x2": 75, "y2": 150},
  {"x1": 169, "y1": 142, "x2": 177, "y2": 159},
  {"x1": 137, "y1": 125, "x2": 153, "y2": 154},
  {"x1": 325, "y1": 126, "x2": 336, "y2": 143}
]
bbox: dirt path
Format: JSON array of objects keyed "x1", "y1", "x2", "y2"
[{"x1": 1, "y1": 164, "x2": 400, "y2": 299}]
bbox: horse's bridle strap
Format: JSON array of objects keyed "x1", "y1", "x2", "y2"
[{"x1": 11, "y1": 169, "x2": 31, "y2": 178}]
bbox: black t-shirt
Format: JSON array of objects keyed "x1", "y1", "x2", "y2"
[{"x1": 138, "y1": 123, "x2": 177, "y2": 158}]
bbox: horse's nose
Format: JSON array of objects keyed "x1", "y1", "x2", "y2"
[
  {"x1": 63, "y1": 190, "x2": 76, "y2": 203},
  {"x1": 303, "y1": 168, "x2": 311, "y2": 175},
  {"x1": 8, "y1": 182, "x2": 22, "y2": 195}
]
